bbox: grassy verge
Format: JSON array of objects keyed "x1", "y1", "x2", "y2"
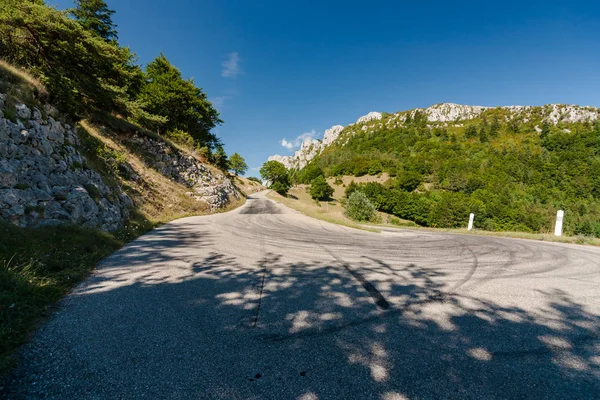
[
  {"x1": 0, "y1": 62, "x2": 249, "y2": 378},
  {"x1": 269, "y1": 183, "x2": 600, "y2": 247},
  {"x1": 0, "y1": 224, "x2": 122, "y2": 375},
  {"x1": 368, "y1": 224, "x2": 600, "y2": 246},
  {"x1": 266, "y1": 189, "x2": 379, "y2": 232}
]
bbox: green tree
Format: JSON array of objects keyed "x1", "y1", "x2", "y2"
[
  {"x1": 139, "y1": 53, "x2": 222, "y2": 148},
  {"x1": 69, "y1": 0, "x2": 118, "y2": 41},
  {"x1": 0, "y1": 0, "x2": 145, "y2": 118},
  {"x1": 464, "y1": 125, "x2": 478, "y2": 138},
  {"x1": 296, "y1": 164, "x2": 324, "y2": 184},
  {"x1": 213, "y1": 146, "x2": 228, "y2": 171},
  {"x1": 309, "y1": 176, "x2": 334, "y2": 200},
  {"x1": 345, "y1": 180, "x2": 359, "y2": 198},
  {"x1": 260, "y1": 160, "x2": 291, "y2": 195},
  {"x1": 229, "y1": 153, "x2": 248, "y2": 176},
  {"x1": 394, "y1": 171, "x2": 422, "y2": 192}
]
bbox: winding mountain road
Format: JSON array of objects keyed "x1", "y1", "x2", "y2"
[{"x1": 5, "y1": 191, "x2": 600, "y2": 399}]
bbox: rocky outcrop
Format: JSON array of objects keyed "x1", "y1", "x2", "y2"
[
  {"x1": 268, "y1": 103, "x2": 600, "y2": 170},
  {"x1": 322, "y1": 125, "x2": 344, "y2": 146},
  {"x1": 355, "y1": 112, "x2": 382, "y2": 124},
  {"x1": 423, "y1": 103, "x2": 486, "y2": 122},
  {"x1": 127, "y1": 135, "x2": 239, "y2": 210},
  {"x1": 0, "y1": 101, "x2": 130, "y2": 231},
  {"x1": 267, "y1": 154, "x2": 295, "y2": 170},
  {"x1": 267, "y1": 125, "x2": 347, "y2": 170}
]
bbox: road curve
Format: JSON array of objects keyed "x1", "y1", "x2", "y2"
[{"x1": 4, "y1": 191, "x2": 600, "y2": 399}]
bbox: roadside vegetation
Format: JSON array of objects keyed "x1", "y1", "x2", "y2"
[
  {"x1": 0, "y1": 0, "x2": 238, "y2": 163},
  {"x1": 0, "y1": 0, "x2": 258, "y2": 377},
  {"x1": 266, "y1": 174, "x2": 600, "y2": 246},
  {"x1": 288, "y1": 109, "x2": 600, "y2": 238},
  {"x1": 260, "y1": 160, "x2": 292, "y2": 195}
]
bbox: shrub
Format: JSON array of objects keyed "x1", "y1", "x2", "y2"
[
  {"x1": 345, "y1": 180, "x2": 359, "y2": 198},
  {"x1": 394, "y1": 171, "x2": 422, "y2": 192},
  {"x1": 270, "y1": 181, "x2": 290, "y2": 196},
  {"x1": 165, "y1": 129, "x2": 195, "y2": 149},
  {"x1": 309, "y1": 176, "x2": 334, "y2": 200},
  {"x1": 345, "y1": 191, "x2": 376, "y2": 222}
]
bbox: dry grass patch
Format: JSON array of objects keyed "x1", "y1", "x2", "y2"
[
  {"x1": 0, "y1": 59, "x2": 47, "y2": 98},
  {"x1": 266, "y1": 189, "x2": 379, "y2": 232},
  {"x1": 78, "y1": 120, "x2": 224, "y2": 231}
]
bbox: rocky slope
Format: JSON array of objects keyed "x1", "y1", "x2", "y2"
[
  {"x1": 0, "y1": 100, "x2": 131, "y2": 231},
  {"x1": 268, "y1": 103, "x2": 599, "y2": 170},
  {"x1": 0, "y1": 90, "x2": 240, "y2": 231},
  {"x1": 127, "y1": 134, "x2": 239, "y2": 210}
]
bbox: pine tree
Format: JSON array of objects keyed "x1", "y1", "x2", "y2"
[
  {"x1": 229, "y1": 153, "x2": 248, "y2": 176},
  {"x1": 213, "y1": 146, "x2": 229, "y2": 171},
  {"x1": 139, "y1": 54, "x2": 222, "y2": 148},
  {"x1": 69, "y1": 0, "x2": 118, "y2": 41}
]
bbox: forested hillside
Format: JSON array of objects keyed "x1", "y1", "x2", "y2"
[
  {"x1": 293, "y1": 104, "x2": 600, "y2": 237},
  {"x1": 0, "y1": 0, "x2": 224, "y2": 156}
]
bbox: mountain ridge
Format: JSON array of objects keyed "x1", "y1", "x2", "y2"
[{"x1": 269, "y1": 102, "x2": 600, "y2": 170}]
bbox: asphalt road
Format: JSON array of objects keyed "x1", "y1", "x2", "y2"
[{"x1": 4, "y1": 191, "x2": 600, "y2": 399}]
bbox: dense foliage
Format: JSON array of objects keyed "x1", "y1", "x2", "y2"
[
  {"x1": 68, "y1": 0, "x2": 118, "y2": 41},
  {"x1": 138, "y1": 54, "x2": 222, "y2": 148},
  {"x1": 291, "y1": 164, "x2": 324, "y2": 184},
  {"x1": 309, "y1": 176, "x2": 334, "y2": 200},
  {"x1": 303, "y1": 108, "x2": 600, "y2": 236},
  {"x1": 260, "y1": 160, "x2": 291, "y2": 195},
  {"x1": 213, "y1": 145, "x2": 229, "y2": 171},
  {"x1": 0, "y1": 0, "x2": 222, "y2": 150},
  {"x1": 345, "y1": 191, "x2": 376, "y2": 222}
]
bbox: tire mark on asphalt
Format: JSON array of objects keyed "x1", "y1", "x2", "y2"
[
  {"x1": 252, "y1": 236, "x2": 269, "y2": 328},
  {"x1": 317, "y1": 242, "x2": 390, "y2": 310},
  {"x1": 449, "y1": 239, "x2": 480, "y2": 292}
]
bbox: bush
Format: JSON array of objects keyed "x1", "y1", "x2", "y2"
[
  {"x1": 309, "y1": 176, "x2": 334, "y2": 200},
  {"x1": 165, "y1": 129, "x2": 195, "y2": 148},
  {"x1": 394, "y1": 171, "x2": 422, "y2": 192},
  {"x1": 345, "y1": 191, "x2": 376, "y2": 222},
  {"x1": 269, "y1": 181, "x2": 289, "y2": 196},
  {"x1": 345, "y1": 180, "x2": 359, "y2": 198}
]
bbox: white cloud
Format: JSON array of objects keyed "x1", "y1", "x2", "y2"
[
  {"x1": 221, "y1": 52, "x2": 241, "y2": 78},
  {"x1": 211, "y1": 96, "x2": 229, "y2": 110},
  {"x1": 280, "y1": 129, "x2": 318, "y2": 150},
  {"x1": 280, "y1": 139, "x2": 294, "y2": 149}
]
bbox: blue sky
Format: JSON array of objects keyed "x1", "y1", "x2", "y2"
[{"x1": 51, "y1": 0, "x2": 600, "y2": 176}]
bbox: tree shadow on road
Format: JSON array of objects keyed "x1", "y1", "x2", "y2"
[{"x1": 5, "y1": 246, "x2": 600, "y2": 399}]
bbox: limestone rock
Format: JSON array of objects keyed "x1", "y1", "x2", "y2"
[
  {"x1": 15, "y1": 103, "x2": 31, "y2": 120},
  {"x1": 127, "y1": 134, "x2": 240, "y2": 210},
  {"x1": 356, "y1": 112, "x2": 382, "y2": 124},
  {"x1": 0, "y1": 105, "x2": 129, "y2": 231}
]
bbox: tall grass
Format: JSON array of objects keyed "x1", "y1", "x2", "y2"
[{"x1": 0, "y1": 224, "x2": 122, "y2": 375}]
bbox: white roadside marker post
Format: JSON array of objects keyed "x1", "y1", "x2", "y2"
[
  {"x1": 468, "y1": 213, "x2": 475, "y2": 231},
  {"x1": 554, "y1": 210, "x2": 564, "y2": 236}
]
